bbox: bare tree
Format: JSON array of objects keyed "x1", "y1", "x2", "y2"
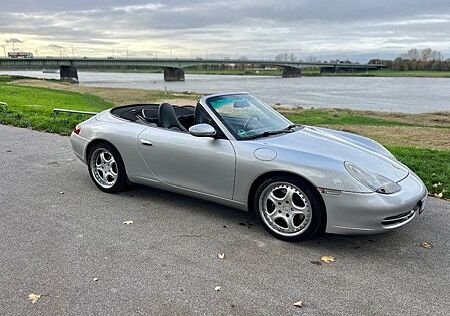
[
  {"x1": 401, "y1": 49, "x2": 420, "y2": 61},
  {"x1": 5, "y1": 38, "x2": 23, "y2": 52}
]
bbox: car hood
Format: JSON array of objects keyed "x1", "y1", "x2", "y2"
[{"x1": 254, "y1": 126, "x2": 409, "y2": 182}]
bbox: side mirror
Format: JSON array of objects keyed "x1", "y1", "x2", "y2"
[{"x1": 189, "y1": 123, "x2": 217, "y2": 137}]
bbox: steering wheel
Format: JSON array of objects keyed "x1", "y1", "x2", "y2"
[{"x1": 243, "y1": 116, "x2": 259, "y2": 131}]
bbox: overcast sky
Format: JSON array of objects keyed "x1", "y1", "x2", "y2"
[{"x1": 1, "y1": 0, "x2": 449, "y2": 61}]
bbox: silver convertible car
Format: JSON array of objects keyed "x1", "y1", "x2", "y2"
[{"x1": 70, "y1": 92, "x2": 427, "y2": 241}]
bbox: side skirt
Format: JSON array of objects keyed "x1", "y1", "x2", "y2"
[{"x1": 130, "y1": 176, "x2": 248, "y2": 211}]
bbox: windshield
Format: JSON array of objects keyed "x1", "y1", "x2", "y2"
[{"x1": 206, "y1": 94, "x2": 294, "y2": 140}]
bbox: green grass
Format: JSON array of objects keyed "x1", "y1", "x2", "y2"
[
  {"x1": 0, "y1": 77, "x2": 113, "y2": 134},
  {"x1": 367, "y1": 69, "x2": 450, "y2": 78},
  {"x1": 388, "y1": 146, "x2": 449, "y2": 199}
]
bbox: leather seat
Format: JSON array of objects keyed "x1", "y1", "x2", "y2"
[
  {"x1": 194, "y1": 105, "x2": 211, "y2": 125},
  {"x1": 158, "y1": 103, "x2": 187, "y2": 131}
]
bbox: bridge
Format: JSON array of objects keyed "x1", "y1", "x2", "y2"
[{"x1": 0, "y1": 57, "x2": 384, "y2": 82}]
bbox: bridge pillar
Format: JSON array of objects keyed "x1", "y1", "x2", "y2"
[
  {"x1": 59, "y1": 65, "x2": 79, "y2": 83},
  {"x1": 281, "y1": 67, "x2": 302, "y2": 78},
  {"x1": 164, "y1": 68, "x2": 185, "y2": 81}
]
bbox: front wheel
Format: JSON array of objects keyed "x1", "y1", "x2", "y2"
[
  {"x1": 88, "y1": 142, "x2": 127, "y2": 193},
  {"x1": 254, "y1": 175, "x2": 324, "y2": 241}
]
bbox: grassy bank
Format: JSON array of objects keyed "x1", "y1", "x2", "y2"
[{"x1": 0, "y1": 75, "x2": 448, "y2": 198}]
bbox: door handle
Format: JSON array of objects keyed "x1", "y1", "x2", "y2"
[{"x1": 139, "y1": 138, "x2": 153, "y2": 146}]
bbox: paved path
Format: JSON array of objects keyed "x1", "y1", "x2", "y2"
[{"x1": 0, "y1": 124, "x2": 448, "y2": 315}]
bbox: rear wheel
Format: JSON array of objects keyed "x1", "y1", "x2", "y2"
[
  {"x1": 88, "y1": 142, "x2": 127, "y2": 193},
  {"x1": 254, "y1": 175, "x2": 324, "y2": 241}
]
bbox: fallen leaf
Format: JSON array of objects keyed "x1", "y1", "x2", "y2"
[
  {"x1": 421, "y1": 241, "x2": 433, "y2": 249},
  {"x1": 93, "y1": 278, "x2": 98, "y2": 281},
  {"x1": 123, "y1": 220, "x2": 134, "y2": 225},
  {"x1": 217, "y1": 253, "x2": 225, "y2": 259},
  {"x1": 321, "y1": 256, "x2": 336, "y2": 264},
  {"x1": 435, "y1": 192, "x2": 443, "y2": 198},
  {"x1": 214, "y1": 286, "x2": 221, "y2": 291},
  {"x1": 293, "y1": 300, "x2": 304, "y2": 308},
  {"x1": 28, "y1": 293, "x2": 41, "y2": 304}
]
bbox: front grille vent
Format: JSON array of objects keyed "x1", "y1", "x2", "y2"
[{"x1": 381, "y1": 209, "x2": 416, "y2": 227}]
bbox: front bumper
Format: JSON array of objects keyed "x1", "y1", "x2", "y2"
[
  {"x1": 70, "y1": 132, "x2": 89, "y2": 164},
  {"x1": 323, "y1": 172, "x2": 428, "y2": 234}
]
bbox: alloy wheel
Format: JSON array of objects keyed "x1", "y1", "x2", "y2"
[{"x1": 259, "y1": 182, "x2": 312, "y2": 237}]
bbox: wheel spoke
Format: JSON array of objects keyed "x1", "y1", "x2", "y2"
[
  {"x1": 291, "y1": 204, "x2": 307, "y2": 215},
  {"x1": 104, "y1": 154, "x2": 113, "y2": 163},
  {"x1": 286, "y1": 216, "x2": 296, "y2": 231},
  {"x1": 99, "y1": 152, "x2": 105, "y2": 164},
  {"x1": 268, "y1": 210, "x2": 283, "y2": 221},
  {"x1": 110, "y1": 162, "x2": 118, "y2": 175},
  {"x1": 283, "y1": 187, "x2": 295, "y2": 203}
]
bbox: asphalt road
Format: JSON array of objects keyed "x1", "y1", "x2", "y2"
[{"x1": 0, "y1": 124, "x2": 449, "y2": 316}]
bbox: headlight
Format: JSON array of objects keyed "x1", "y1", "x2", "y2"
[{"x1": 344, "y1": 161, "x2": 401, "y2": 194}]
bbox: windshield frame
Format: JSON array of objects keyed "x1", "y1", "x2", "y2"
[{"x1": 204, "y1": 93, "x2": 294, "y2": 140}]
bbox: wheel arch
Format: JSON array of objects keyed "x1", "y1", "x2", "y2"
[
  {"x1": 85, "y1": 139, "x2": 126, "y2": 177},
  {"x1": 247, "y1": 171, "x2": 327, "y2": 232}
]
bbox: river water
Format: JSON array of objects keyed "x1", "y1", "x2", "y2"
[{"x1": 1, "y1": 70, "x2": 449, "y2": 113}]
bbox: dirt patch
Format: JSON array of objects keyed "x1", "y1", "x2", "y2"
[{"x1": 12, "y1": 79, "x2": 199, "y2": 106}]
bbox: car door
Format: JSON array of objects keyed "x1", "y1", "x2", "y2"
[{"x1": 137, "y1": 127, "x2": 236, "y2": 199}]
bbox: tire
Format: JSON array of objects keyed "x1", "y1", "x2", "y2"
[
  {"x1": 253, "y1": 175, "x2": 324, "y2": 241},
  {"x1": 87, "y1": 142, "x2": 128, "y2": 193}
]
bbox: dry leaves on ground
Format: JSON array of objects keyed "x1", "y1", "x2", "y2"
[
  {"x1": 217, "y1": 253, "x2": 225, "y2": 259},
  {"x1": 28, "y1": 293, "x2": 41, "y2": 304},
  {"x1": 293, "y1": 300, "x2": 304, "y2": 308},
  {"x1": 321, "y1": 256, "x2": 336, "y2": 264},
  {"x1": 123, "y1": 220, "x2": 134, "y2": 225},
  {"x1": 420, "y1": 241, "x2": 433, "y2": 249}
]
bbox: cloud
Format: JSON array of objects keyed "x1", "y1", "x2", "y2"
[{"x1": 0, "y1": 0, "x2": 449, "y2": 60}]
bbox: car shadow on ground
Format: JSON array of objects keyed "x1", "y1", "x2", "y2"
[{"x1": 110, "y1": 182, "x2": 411, "y2": 255}]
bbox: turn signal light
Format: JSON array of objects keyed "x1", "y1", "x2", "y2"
[{"x1": 73, "y1": 126, "x2": 81, "y2": 135}]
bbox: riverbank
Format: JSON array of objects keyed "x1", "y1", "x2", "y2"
[
  {"x1": 185, "y1": 68, "x2": 450, "y2": 78},
  {"x1": 0, "y1": 75, "x2": 448, "y2": 198}
]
